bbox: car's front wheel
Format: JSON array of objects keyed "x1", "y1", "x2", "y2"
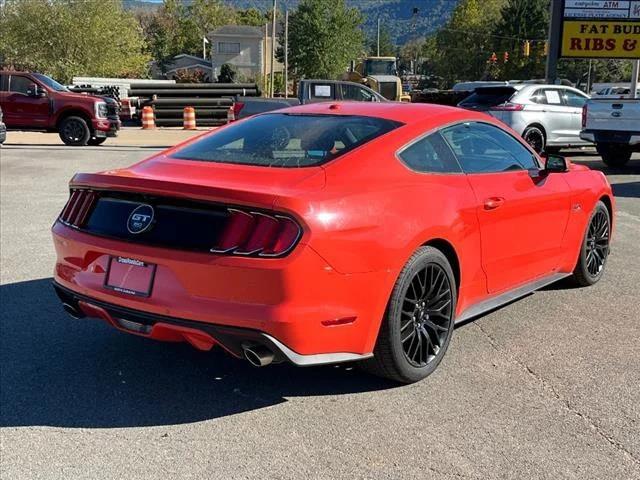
[
  {"x1": 59, "y1": 116, "x2": 90, "y2": 146},
  {"x1": 572, "y1": 201, "x2": 610, "y2": 286},
  {"x1": 361, "y1": 246, "x2": 456, "y2": 383}
]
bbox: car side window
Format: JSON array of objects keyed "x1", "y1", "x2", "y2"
[
  {"x1": 542, "y1": 89, "x2": 563, "y2": 105},
  {"x1": 562, "y1": 90, "x2": 588, "y2": 108},
  {"x1": 9, "y1": 75, "x2": 32, "y2": 95},
  {"x1": 0, "y1": 74, "x2": 8, "y2": 91},
  {"x1": 341, "y1": 84, "x2": 375, "y2": 102},
  {"x1": 441, "y1": 122, "x2": 538, "y2": 173},
  {"x1": 530, "y1": 89, "x2": 546, "y2": 104},
  {"x1": 398, "y1": 132, "x2": 462, "y2": 173}
]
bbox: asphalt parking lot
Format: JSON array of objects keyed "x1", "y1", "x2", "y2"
[{"x1": 1, "y1": 140, "x2": 639, "y2": 480}]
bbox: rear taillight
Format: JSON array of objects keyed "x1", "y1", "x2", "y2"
[
  {"x1": 490, "y1": 103, "x2": 525, "y2": 111},
  {"x1": 59, "y1": 189, "x2": 96, "y2": 227},
  {"x1": 211, "y1": 208, "x2": 302, "y2": 257},
  {"x1": 582, "y1": 104, "x2": 587, "y2": 128}
]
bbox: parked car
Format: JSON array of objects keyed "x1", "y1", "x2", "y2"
[
  {"x1": 230, "y1": 79, "x2": 386, "y2": 121},
  {"x1": 581, "y1": 96, "x2": 639, "y2": 167},
  {"x1": 452, "y1": 81, "x2": 510, "y2": 92},
  {"x1": 52, "y1": 102, "x2": 614, "y2": 384},
  {"x1": 0, "y1": 71, "x2": 121, "y2": 146},
  {"x1": 0, "y1": 106, "x2": 6, "y2": 144},
  {"x1": 458, "y1": 84, "x2": 590, "y2": 153}
]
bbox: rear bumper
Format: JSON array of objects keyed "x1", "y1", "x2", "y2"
[
  {"x1": 52, "y1": 282, "x2": 372, "y2": 366},
  {"x1": 581, "y1": 130, "x2": 640, "y2": 147},
  {"x1": 52, "y1": 221, "x2": 390, "y2": 359}
]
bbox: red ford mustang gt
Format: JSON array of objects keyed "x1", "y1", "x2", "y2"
[{"x1": 52, "y1": 102, "x2": 614, "y2": 383}]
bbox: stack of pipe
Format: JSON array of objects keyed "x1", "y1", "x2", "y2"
[{"x1": 130, "y1": 82, "x2": 260, "y2": 127}]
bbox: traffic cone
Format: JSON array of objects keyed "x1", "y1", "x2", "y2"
[
  {"x1": 141, "y1": 106, "x2": 155, "y2": 130},
  {"x1": 183, "y1": 106, "x2": 196, "y2": 130},
  {"x1": 226, "y1": 105, "x2": 235, "y2": 124}
]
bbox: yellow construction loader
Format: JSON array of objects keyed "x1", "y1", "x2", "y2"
[{"x1": 344, "y1": 56, "x2": 411, "y2": 102}]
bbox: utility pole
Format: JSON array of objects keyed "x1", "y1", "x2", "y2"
[
  {"x1": 631, "y1": 60, "x2": 639, "y2": 99},
  {"x1": 284, "y1": 10, "x2": 289, "y2": 99},
  {"x1": 377, "y1": 18, "x2": 380, "y2": 57},
  {"x1": 270, "y1": 0, "x2": 277, "y2": 98},
  {"x1": 546, "y1": 0, "x2": 563, "y2": 84}
]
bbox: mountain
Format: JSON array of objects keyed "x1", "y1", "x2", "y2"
[{"x1": 123, "y1": 0, "x2": 458, "y2": 45}]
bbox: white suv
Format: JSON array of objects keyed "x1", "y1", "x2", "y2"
[{"x1": 458, "y1": 84, "x2": 590, "y2": 153}]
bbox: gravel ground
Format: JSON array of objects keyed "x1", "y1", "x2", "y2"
[{"x1": 1, "y1": 144, "x2": 639, "y2": 480}]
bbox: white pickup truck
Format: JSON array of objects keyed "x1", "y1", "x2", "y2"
[{"x1": 581, "y1": 98, "x2": 639, "y2": 167}]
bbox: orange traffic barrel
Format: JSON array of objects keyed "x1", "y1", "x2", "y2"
[
  {"x1": 183, "y1": 106, "x2": 196, "y2": 130},
  {"x1": 141, "y1": 106, "x2": 155, "y2": 129},
  {"x1": 226, "y1": 105, "x2": 235, "y2": 123}
]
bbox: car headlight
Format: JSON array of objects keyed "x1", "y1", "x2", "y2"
[{"x1": 95, "y1": 102, "x2": 108, "y2": 118}]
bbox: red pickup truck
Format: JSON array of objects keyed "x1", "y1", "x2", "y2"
[{"x1": 0, "y1": 71, "x2": 120, "y2": 146}]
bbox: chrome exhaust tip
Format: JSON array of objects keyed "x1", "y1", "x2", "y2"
[
  {"x1": 242, "y1": 344, "x2": 275, "y2": 367},
  {"x1": 62, "y1": 302, "x2": 84, "y2": 319}
]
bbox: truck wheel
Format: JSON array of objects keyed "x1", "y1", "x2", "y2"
[
  {"x1": 88, "y1": 137, "x2": 107, "y2": 146},
  {"x1": 59, "y1": 116, "x2": 90, "y2": 146},
  {"x1": 597, "y1": 143, "x2": 631, "y2": 167}
]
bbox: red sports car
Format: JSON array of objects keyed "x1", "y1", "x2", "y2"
[{"x1": 52, "y1": 102, "x2": 614, "y2": 383}]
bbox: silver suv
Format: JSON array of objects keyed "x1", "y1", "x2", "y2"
[{"x1": 458, "y1": 84, "x2": 590, "y2": 153}]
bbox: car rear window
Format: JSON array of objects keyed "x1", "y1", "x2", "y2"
[
  {"x1": 171, "y1": 113, "x2": 402, "y2": 167},
  {"x1": 458, "y1": 87, "x2": 517, "y2": 108}
]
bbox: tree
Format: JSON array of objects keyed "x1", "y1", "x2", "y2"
[
  {"x1": 492, "y1": 0, "x2": 549, "y2": 80},
  {"x1": 236, "y1": 8, "x2": 267, "y2": 27},
  {"x1": 430, "y1": 0, "x2": 507, "y2": 85},
  {"x1": 278, "y1": 0, "x2": 364, "y2": 79},
  {"x1": 0, "y1": 0, "x2": 149, "y2": 82},
  {"x1": 368, "y1": 27, "x2": 395, "y2": 57}
]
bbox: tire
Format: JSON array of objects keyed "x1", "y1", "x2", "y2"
[
  {"x1": 58, "y1": 116, "x2": 90, "y2": 146},
  {"x1": 88, "y1": 137, "x2": 107, "y2": 146},
  {"x1": 572, "y1": 201, "x2": 610, "y2": 287},
  {"x1": 596, "y1": 143, "x2": 632, "y2": 167},
  {"x1": 360, "y1": 246, "x2": 457, "y2": 384},
  {"x1": 523, "y1": 126, "x2": 545, "y2": 154}
]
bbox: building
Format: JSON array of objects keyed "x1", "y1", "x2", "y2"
[
  {"x1": 149, "y1": 54, "x2": 214, "y2": 82},
  {"x1": 208, "y1": 25, "x2": 283, "y2": 81}
]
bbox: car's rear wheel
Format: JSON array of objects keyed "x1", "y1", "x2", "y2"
[
  {"x1": 572, "y1": 201, "x2": 610, "y2": 286},
  {"x1": 523, "y1": 126, "x2": 545, "y2": 154},
  {"x1": 361, "y1": 246, "x2": 456, "y2": 383},
  {"x1": 597, "y1": 143, "x2": 632, "y2": 167},
  {"x1": 59, "y1": 116, "x2": 91, "y2": 146}
]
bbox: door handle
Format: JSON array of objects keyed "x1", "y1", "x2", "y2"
[{"x1": 484, "y1": 197, "x2": 505, "y2": 210}]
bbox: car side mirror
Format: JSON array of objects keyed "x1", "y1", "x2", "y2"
[
  {"x1": 543, "y1": 154, "x2": 569, "y2": 174},
  {"x1": 27, "y1": 84, "x2": 45, "y2": 98}
]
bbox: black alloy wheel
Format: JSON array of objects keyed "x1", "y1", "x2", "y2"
[
  {"x1": 400, "y1": 263, "x2": 453, "y2": 367},
  {"x1": 585, "y1": 209, "x2": 609, "y2": 278},
  {"x1": 573, "y1": 201, "x2": 610, "y2": 286},
  {"x1": 360, "y1": 246, "x2": 457, "y2": 383},
  {"x1": 523, "y1": 126, "x2": 545, "y2": 154},
  {"x1": 59, "y1": 116, "x2": 90, "y2": 146}
]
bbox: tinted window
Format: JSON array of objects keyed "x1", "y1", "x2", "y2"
[
  {"x1": 171, "y1": 113, "x2": 402, "y2": 167},
  {"x1": 458, "y1": 87, "x2": 516, "y2": 108},
  {"x1": 562, "y1": 90, "x2": 587, "y2": 108},
  {"x1": 341, "y1": 84, "x2": 375, "y2": 102},
  {"x1": 398, "y1": 133, "x2": 461, "y2": 173},
  {"x1": 9, "y1": 75, "x2": 32, "y2": 94},
  {"x1": 0, "y1": 74, "x2": 8, "y2": 92},
  {"x1": 442, "y1": 122, "x2": 537, "y2": 173}
]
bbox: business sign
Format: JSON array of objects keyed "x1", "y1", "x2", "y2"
[{"x1": 560, "y1": 0, "x2": 640, "y2": 58}]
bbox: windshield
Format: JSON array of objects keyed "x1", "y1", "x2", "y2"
[
  {"x1": 364, "y1": 59, "x2": 397, "y2": 76},
  {"x1": 32, "y1": 73, "x2": 68, "y2": 92},
  {"x1": 171, "y1": 113, "x2": 402, "y2": 168}
]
